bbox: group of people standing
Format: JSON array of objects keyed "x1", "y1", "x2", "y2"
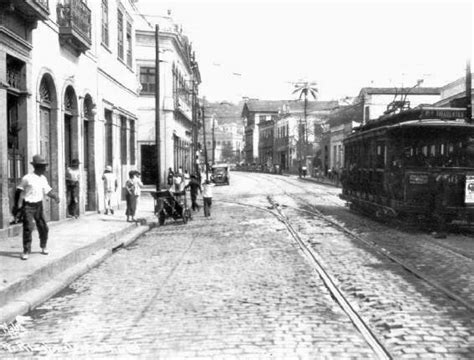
[
  {"x1": 167, "y1": 167, "x2": 214, "y2": 217},
  {"x1": 13, "y1": 155, "x2": 144, "y2": 260}
]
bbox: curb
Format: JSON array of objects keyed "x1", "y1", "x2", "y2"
[{"x1": 0, "y1": 221, "x2": 155, "y2": 325}]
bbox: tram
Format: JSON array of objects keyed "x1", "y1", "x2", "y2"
[{"x1": 340, "y1": 106, "x2": 474, "y2": 223}]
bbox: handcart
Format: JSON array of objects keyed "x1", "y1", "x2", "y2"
[{"x1": 151, "y1": 189, "x2": 191, "y2": 226}]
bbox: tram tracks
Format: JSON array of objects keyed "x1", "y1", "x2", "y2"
[
  {"x1": 220, "y1": 197, "x2": 392, "y2": 359},
  {"x1": 230, "y1": 172, "x2": 474, "y2": 357},
  {"x1": 249, "y1": 173, "x2": 474, "y2": 312}
]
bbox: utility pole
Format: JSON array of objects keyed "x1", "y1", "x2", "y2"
[
  {"x1": 155, "y1": 25, "x2": 161, "y2": 191},
  {"x1": 467, "y1": 58, "x2": 472, "y2": 123},
  {"x1": 212, "y1": 116, "x2": 216, "y2": 165},
  {"x1": 202, "y1": 97, "x2": 209, "y2": 181}
]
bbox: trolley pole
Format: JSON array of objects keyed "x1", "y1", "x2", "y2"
[
  {"x1": 155, "y1": 24, "x2": 161, "y2": 191},
  {"x1": 466, "y1": 59, "x2": 472, "y2": 123}
]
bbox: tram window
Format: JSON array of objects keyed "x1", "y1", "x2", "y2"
[
  {"x1": 440, "y1": 144, "x2": 445, "y2": 155},
  {"x1": 448, "y1": 143, "x2": 454, "y2": 153},
  {"x1": 422, "y1": 145, "x2": 428, "y2": 156},
  {"x1": 429, "y1": 145, "x2": 436, "y2": 156}
]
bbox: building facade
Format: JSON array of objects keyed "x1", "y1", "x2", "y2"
[
  {"x1": 258, "y1": 119, "x2": 274, "y2": 167},
  {"x1": 1, "y1": 0, "x2": 140, "y2": 235},
  {"x1": 135, "y1": 13, "x2": 200, "y2": 185},
  {"x1": 241, "y1": 100, "x2": 283, "y2": 165}
]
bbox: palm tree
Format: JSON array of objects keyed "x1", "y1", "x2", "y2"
[{"x1": 292, "y1": 81, "x2": 318, "y2": 176}]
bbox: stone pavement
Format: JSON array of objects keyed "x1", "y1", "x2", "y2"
[{"x1": 0, "y1": 191, "x2": 157, "y2": 325}]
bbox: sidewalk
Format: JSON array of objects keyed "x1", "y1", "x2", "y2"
[{"x1": 0, "y1": 191, "x2": 157, "y2": 325}]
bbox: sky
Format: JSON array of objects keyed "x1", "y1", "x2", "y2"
[{"x1": 137, "y1": 0, "x2": 473, "y2": 103}]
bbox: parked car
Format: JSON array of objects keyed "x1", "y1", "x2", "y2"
[{"x1": 211, "y1": 164, "x2": 230, "y2": 185}]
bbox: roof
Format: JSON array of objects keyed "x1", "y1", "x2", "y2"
[
  {"x1": 243, "y1": 100, "x2": 289, "y2": 113},
  {"x1": 326, "y1": 103, "x2": 364, "y2": 128},
  {"x1": 242, "y1": 99, "x2": 339, "y2": 118},
  {"x1": 288, "y1": 100, "x2": 339, "y2": 113},
  {"x1": 358, "y1": 87, "x2": 441, "y2": 97}
]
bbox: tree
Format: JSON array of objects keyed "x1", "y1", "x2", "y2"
[{"x1": 292, "y1": 81, "x2": 318, "y2": 176}]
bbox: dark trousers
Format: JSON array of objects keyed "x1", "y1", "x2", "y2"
[
  {"x1": 203, "y1": 197, "x2": 212, "y2": 217},
  {"x1": 67, "y1": 183, "x2": 79, "y2": 217},
  {"x1": 191, "y1": 192, "x2": 200, "y2": 211},
  {"x1": 22, "y1": 201, "x2": 49, "y2": 253},
  {"x1": 126, "y1": 194, "x2": 138, "y2": 216}
]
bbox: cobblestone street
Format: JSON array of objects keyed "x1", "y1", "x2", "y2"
[{"x1": 1, "y1": 172, "x2": 473, "y2": 359}]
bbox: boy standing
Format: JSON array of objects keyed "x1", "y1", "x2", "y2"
[
  {"x1": 13, "y1": 155, "x2": 60, "y2": 260},
  {"x1": 202, "y1": 180, "x2": 215, "y2": 218},
  {"x1": 102, "y1": 165, "x2": 118, "y2": 215},
  {"x1": 66, "y1": 158, "x2": 80, "y2": 218}
]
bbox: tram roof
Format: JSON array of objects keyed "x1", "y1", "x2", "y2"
[
  {"x1": 346, "y1": 108, "x2": 473, "y2": 142},
  {"x1": 356, "y1": 106, "x2": 467, "y2": 131}
]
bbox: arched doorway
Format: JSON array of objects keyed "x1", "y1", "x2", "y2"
[
  {"x1": 63, "y1": 86, "x2": 78, "y2": 166},
  {"x1": 83, "y1": 95, "x2": 96, "y2": 211},
  {"x1": 63, "y1": 86, "x2": 79, "y2": 215},
  {"x1": 39, "y1": 74, "x2": 58, "y2": 221}
]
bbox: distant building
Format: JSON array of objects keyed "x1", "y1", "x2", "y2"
[
  {"x1": 275, "y1": 101, "x2": 338, "y2": 173},
  {"x1": 258, "y1": 120, "x2": 274, "y2": 168},
  {"x1": 135, "y1": 13, "x2": 201, "y2": 185},
  {"x1": 198, "y1": 102, "x2": 244, "y2": 165},
  {"x1": 321, "y1": 102, "x2": 364, "y2": 175},
  {"x1": 241, "y1": 100, "x2": 283, "y2": 164},
  {"x1": 435, "y1": 74, "x2": 473, "y2": 121}
]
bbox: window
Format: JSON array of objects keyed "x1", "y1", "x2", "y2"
[
  {"x1": 129, "y1": 119, "x2": 136, "y2": 165},
  {"x1": 139, "y1": 67, "x2": 155, "y2": 93},
  {"x1": 126, "y1": 21, "x2": 132, "y2": 67},
  {"x1": 117, "y1": 9, "x2": 124, "y2": 60},
  {"x1": 101, "y1": 0, "x2": 109, "y2": 46},
  {"x1": 120, "y1": 116, "x2": 127, "y2": 164},
  {"x1": 105, "y1": 110, "x2": 113, "y2": 166}
]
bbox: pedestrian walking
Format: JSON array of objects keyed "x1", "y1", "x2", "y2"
[
  {"x1": 66, "y1": 158, "x2": 80, "y2": 218},
  {"x1": 185, "y1": 175, "x2": 202, "y2": 211},
  {"x1": 134, "y1": 171, "x2": 144, "y2": 218},
  {"x1": 202, "y1": 179, "x2": 215, "y2": 218},
  {"x1": 102, "y1": 165, "x2": 117, "y2": 215},
  {"x1": 125, "y1": 170, "x2": 142, "y2": 222},
  {"x1": 13, "y1": 155, "x2": 60, "y2": 260},
  {"x1": 167, "y1": 167, "x2": 174, "y2": 186}
]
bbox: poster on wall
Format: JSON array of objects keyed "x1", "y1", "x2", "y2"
[{"x1": 465, "y1": 175, "x2": 474, "y2": 204}]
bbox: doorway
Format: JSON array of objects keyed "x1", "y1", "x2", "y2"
[
  {"x1": 141, "y1": 144, "x2": 156, "y2": 185},
  {"x1": 83, "y1": 95, "x2": 96, "y2": 211}
]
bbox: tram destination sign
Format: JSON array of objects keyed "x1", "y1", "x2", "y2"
[{"x1": 420, "y1": 108, "x2": 466, "y2": 120}]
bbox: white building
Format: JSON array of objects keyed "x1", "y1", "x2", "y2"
[
  {"x1": 1, "y1": 0, "x2": 140, "y2": 235},
  {"x1": 134, "y1": 12, "x2": 200, "y2": 185}
]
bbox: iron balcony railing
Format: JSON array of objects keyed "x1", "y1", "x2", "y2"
[{"x1": 57, "y1": 0, "x2": 92, "y2": 49}]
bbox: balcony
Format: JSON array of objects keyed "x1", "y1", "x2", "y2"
[
  {"x1": 175, "y1": 92, "x2": 193, "y2": 121},
  {"x1": 5, "y1": 0, "x2": 50, "y2": 23},
  {"x1": 57, "y1": 0, "x2": 91, "y2": 55}
]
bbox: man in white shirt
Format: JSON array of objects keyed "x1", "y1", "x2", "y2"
[
  {"x1": 14, "y1": 155, "x2": 60, "y2": 260},
  {"x1": 202, "y1": 180, "x2": 215, "y2": 218}
]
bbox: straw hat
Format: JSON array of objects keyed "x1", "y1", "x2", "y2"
[{"x1": 31, "y1": 154, "x2": 48, "y2": 166}]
